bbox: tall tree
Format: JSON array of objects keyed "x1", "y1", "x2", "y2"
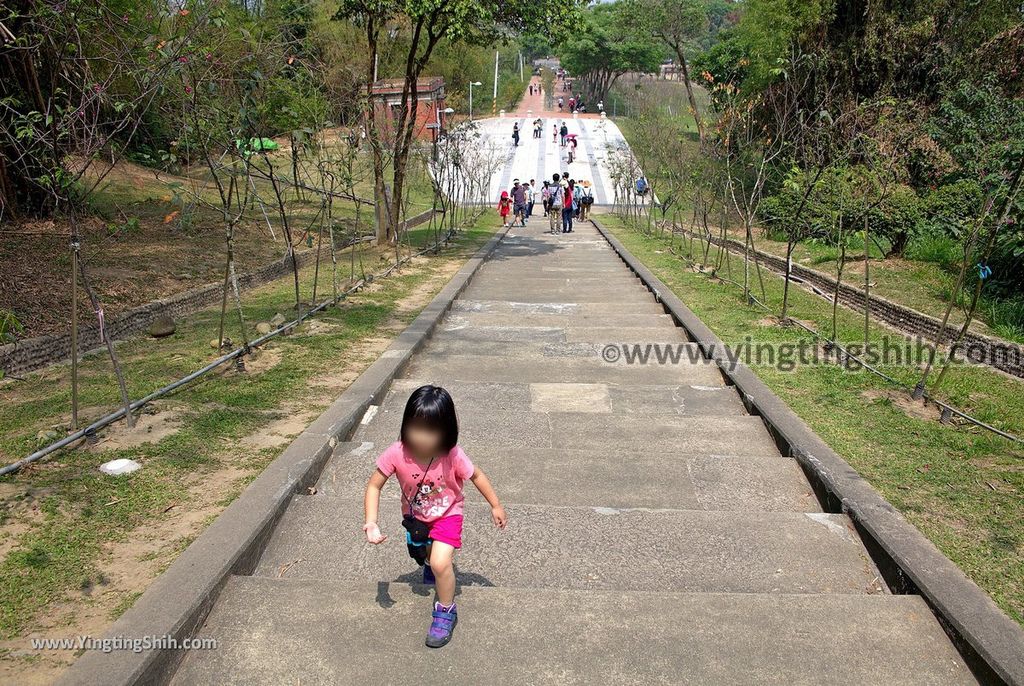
[
  {"x1": 337, "y1": 0, "x2": 582, "y2": 244},
  {"x1": 628, "y1": 0, "x2": 711, "y2": 143},
  {"x1": 557, "y1": 3, "x2": 663, "y2": 105}
]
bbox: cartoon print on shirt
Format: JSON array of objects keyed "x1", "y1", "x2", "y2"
[{"x1": 408, "y1": 475, "x2": 452, "y2": 519}]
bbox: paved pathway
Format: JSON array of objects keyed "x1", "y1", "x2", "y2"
[
  {"x1": 173, "y1": 216, "x2": 978, "y2": 684},
  {"x1": 461, "y1": 76, "x2": 630, "y2": 205}
]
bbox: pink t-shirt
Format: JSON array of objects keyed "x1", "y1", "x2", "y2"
[{"x1": 375, "y1": 441, "x2": 475, "y2": 523}]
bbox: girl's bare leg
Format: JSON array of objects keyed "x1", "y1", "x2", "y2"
[{"x1": 429, "y1": 541, "x2": 457, "y2": 606}]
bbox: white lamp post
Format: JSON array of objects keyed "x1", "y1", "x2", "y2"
[{"x1": 468, "y1": 81, "x2": 482, "y2": 121}]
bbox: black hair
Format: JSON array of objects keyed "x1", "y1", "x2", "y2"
[
  {"x1": 552, "y1": 173, "x2": 560, "y2": 183},
  {"x1": 400, "y1": 385, "x2": 459, "y2": 453}
]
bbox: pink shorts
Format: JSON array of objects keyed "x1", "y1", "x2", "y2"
[{"x1": 428, "y1": 515, "x2": 464, "y2": 548}]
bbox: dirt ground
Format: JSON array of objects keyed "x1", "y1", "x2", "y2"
[
  {"x1": 0, "y1": 157, "x2": 369, "y2": 339},
  {"x1": 0, "y1": 236, "x2": 475, "y2": 685}
]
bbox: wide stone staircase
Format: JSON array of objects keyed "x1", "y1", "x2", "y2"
[{"x1": 172, "y1": 218, "x2": 978, "y2": 684}]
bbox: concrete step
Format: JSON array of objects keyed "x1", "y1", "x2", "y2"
[
  {"x1": 478, "y1": 264, "x2": 634, "y2": 276},
  {"x1": 172, "y1": 578, "x2": 977, "y2": 686},
  {"x1": 468, "y1": 272, "x2": 641, "y2": 284},
  {"x1": 459, "y1": 284, "x2": 655, "y2": 304},
  {"x1": 415, "y1": 338, "x2": 706, "y2": 363},
  {"x1": 429, "y1": 323, "x2": 690, "y2": 344},
  {"x1": 442, "y1": 311, "x2": 676, "y2": 329},
  {"x1": 254, "y1": 499, "x2": 883, "y2": 594},
  {"x1": 356, "y1": 412, "x2": 774, "y2": 455},
  {"x1": 318, "y1": 442, "x2": 820, "y2": 511},
  {"x1": 381, "y1": 379, "x2": 746, "y2": 416},
  {"x1": 400, "y1": 351, "x2": 724, "y2": 385},
  {"x1": 451, "y1": 299, "x2": 667, "y2": 315}
]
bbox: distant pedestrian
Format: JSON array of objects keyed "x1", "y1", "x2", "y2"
[
  {"x1": 548, "y1": 173, "x2": 563, "y2": 234},
  {"x1": 561, "y1": 179, "x2": 575, "y2": 233},
  {"x1": 559, "y1": 122, "x2": 568, "y2": 147},
  {"x1": 578, "y1": 180, "x2": 594, "y2": 221},
  {"x1": 512, "y1": 123, "x2": 520, "y2": 147},
  {"x1": 568, "y1": 97, "x2": 575, "y2": 112},
  {"x1": 511, "y1": 181, "x2": 528, "y2": 227},
  {"x1": 552, "y1": 123, "x2": 558, "y2": 143},
  {"x1": 557, "y1": 97, "x2": 564, "y2": 112},
  {"x1": 527, "y1": 179, "x2": 537, "y2": 218}
]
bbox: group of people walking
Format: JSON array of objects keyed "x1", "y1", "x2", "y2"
[{"x1": 497, "y1": 175, "x2": 593, "y2": 233}]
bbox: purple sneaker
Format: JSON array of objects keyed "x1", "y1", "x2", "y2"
[{"x1": 425, "y1": 602, "x2": 457, "y2": 648}]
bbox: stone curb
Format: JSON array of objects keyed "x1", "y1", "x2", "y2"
[
  {"x1": 55, "y1": 224, "x2": 509, "y2": 686},
  {"x1": 590, "y1": 217, "x2": 1024, "y2": 686}
]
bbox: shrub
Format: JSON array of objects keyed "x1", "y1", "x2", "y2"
[{"x1": 906, "y1": 234, "x2": 961, "y2": 270}]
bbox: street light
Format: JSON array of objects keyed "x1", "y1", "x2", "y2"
[{"x1": 468, "y1": 81, "x2": 482, "y2": 121}]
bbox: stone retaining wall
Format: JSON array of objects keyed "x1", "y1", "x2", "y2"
[
  {"x1": 677, "y1": 227, "x2": 1024, "y2": 379},
  {"x1": 1, "y1": 208, "x2": 439, "y2": 377}
]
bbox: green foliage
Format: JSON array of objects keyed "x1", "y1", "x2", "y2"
[
  {"x1": 0, "y1": 309, "x2": 24, "y2": 346},
  {"x1": 557, "y1": 3, "x2": 664, "y2": 102},
  {"x1": 520, "y1": 33, "x2": 553, "y2": 61},
  {"x1": 906, "y1": 234, "x2": 962, "y2": 271}
]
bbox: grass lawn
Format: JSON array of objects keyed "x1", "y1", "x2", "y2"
[
  {"x1": 0, "y1": 213, "x2": 496, "y2": 683},
  {"x1": 609, "y1": 111, "x2": 1024, "y2": 345},
  {"x1": 597, "y1": 211, "x2": 1024, "y2": 628}
]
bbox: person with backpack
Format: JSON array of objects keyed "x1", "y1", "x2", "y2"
[
  {"x1": 559, "y1": 122, "x2": 569, "y2": 147},
  {"x1": 635, "y1": 176, "x2": 648, "y2": 201},
  {"x1": 578, "y1": 180, "x2": 594, "y2": 220},
  {"x1": 561, "y1": 179, "x2": 575, "y2": 233},
  {"x1": 548, "y1": 173, "x2": 563, "y2": 234},
  {"x1": 511, "y1": 180, "x2": 528, "y2": 227}
]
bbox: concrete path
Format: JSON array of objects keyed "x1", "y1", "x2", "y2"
[
  {"x1": 470, "y1": 115, "x2": 629, "y2": 205},
  {"x1": 173, "y1": 217, "x2": 978, "y2": 684}
]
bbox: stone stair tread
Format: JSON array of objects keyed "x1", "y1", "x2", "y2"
[
  {"x1": 355, "y1": 412, "x2": 775, "y2": 455},
  {"x1": 254, "y1": 498, "x2": 883, "y2": 595},
  {"x1": 380, "y1": 378, "x2": 746, "y2": 415},
  {"x1": 430, "y1": 324, "x2": 690, "y2": 343},
  {"x1": 451, "y1": 299, "x2": 666, "y2": 314},
  {"x1": 317, "y1": 443, "x2": 820, "y2": 512},
  {"x1": 400, "y1": 352, "x2": 724, "y2": 385},
  {"x1": 171, "y1": 578, "x2": 976, "y2": 686}
]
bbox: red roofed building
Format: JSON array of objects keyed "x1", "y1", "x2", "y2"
[{"x1": 370, "y1": 77, "x2": 448, "y2": 140}]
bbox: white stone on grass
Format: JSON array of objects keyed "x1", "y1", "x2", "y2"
[{"x1": 99, "y1": 458, "x2": 141, "y2": 476}]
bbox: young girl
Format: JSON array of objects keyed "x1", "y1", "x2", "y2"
[
  {"x1": 363, "y1": 385, "x2": 507, "y2": 648},
  {"x1": 497, "y1": 190, "x2": 511, "y2": 227}
]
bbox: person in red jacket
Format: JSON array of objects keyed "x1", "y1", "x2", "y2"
[
  {"x1": 561, "y1": 180, "x2": 575, "y2": 233},
  {"x1": 497, "y1": 190, "x2": 511, "y2": 227}
]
